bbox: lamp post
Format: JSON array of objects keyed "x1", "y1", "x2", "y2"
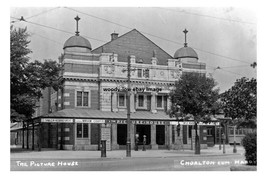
[
  {"x1": 219, "y1": 122, "x2": 221, "y2": 150},
  {"x1": 219, "y1": 117, "x2": 231, "y2": 154}
]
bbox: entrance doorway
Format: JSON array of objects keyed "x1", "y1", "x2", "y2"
[
  {"x1": 206, "y1": 126, "x2": 215, "y2": 146},
  {"x1": 117, "y1": 124, "x2": 127, "y2": 145},
  {"x1": 136, "y1": 125, "x2": 151, "y2": 145},
  {"x1": 156, "y1": 125, "x2": 165, "y2": 145}
]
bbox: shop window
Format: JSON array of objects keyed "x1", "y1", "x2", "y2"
[
  {"x1": 76, "y1": 91, "x2": 90, "y2": 107},
  {"x1": 118, "y1": 93, "x2": 126, "y2": 107},
  {"x1": 77, "y1": 123, "x2": 88, "y2": 138},
  {"x1": 230, "y1": 128, "x2": 234, "y2": 135},
  {"x1": 157, "y1": 95, "x2": 163, "y2": 108},
  {"x1": 207, "y1": 128, "x2": 212, "y2": 136}
]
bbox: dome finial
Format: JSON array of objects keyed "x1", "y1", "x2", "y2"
[
  {"x1": 183, "y1": 28, "x2": 188, "y2": 47},
  {"x1": 74, "y1": 15, "x2": 81, "y2": 36}
]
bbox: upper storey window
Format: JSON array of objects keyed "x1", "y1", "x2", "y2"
[
  {"x1": 137, "y1": 69, "x2": 142, "y2": 78},
  {"x1": 118, "y1": 93, "x2": 126, "y2": 107},
  {"x1": 76, "y1": 91, "x2": 90, "y2": 107},
  {"x1": 156, "y1": 95, "x2": 163, "y2": 109}
]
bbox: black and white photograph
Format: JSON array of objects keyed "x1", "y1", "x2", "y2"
[{"x1": 8, "y1": 1, "x2": 260, "y2": 172}]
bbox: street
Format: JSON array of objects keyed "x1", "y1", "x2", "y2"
[{"x1": 11, "y1": 154, "x2": 246, "y2": 171}]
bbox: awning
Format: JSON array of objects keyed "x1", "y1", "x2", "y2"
[{"x1": 41, "y1": 109, "x2": 173, "y2": 121}]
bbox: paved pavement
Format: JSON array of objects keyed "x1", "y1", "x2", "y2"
[{"x1": 11, "y1": 145, "x2": 244, "y2": 160}]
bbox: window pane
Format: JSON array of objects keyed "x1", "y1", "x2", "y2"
[
  {"x1": 77, "y1": 123, "x2": 82, "y2": 138},
  {"x1": 83, "y1": 92, "x2": 89, "y2": 106},
  {"x1": 138, "y1": 69, "x2": 142, "y2": 78},
  {"x1": 77, "y1": 91, "x2": 82, "y2": 106},
  {"x1": 119, "y1": 94, "x2": 125, "y2": 106},
  {"x1": 138, "y1": 95, "x2": 144, "y2": 107},
  {"x1": 83, "y1": 124, "x2": 88, "y2": 138},
  {"x1": 157, "y1": 96, "x2": 162, "y2": 108}
]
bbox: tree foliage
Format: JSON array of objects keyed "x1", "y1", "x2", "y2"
[
  {"x1": 220, "y1": 77, "x2": 257, "y2": 128},
  {"x1": 10, "y1": 26, "x2": 61, "y2": 122},
  {"x1": 169, "y1": 73, "x2": 220, "y2": 121}
]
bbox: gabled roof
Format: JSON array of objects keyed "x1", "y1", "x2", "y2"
[{"x1": 92, "y1": 29, "x2": 173, "y2": 65}]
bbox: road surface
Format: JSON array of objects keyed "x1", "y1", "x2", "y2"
[{"x1": 11, "y1": 154, "x2": 246, "y2": 171}]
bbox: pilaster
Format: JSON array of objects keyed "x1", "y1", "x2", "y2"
[
  {"x1": 112, "y1": 92, "x2": 118, "y2": 112},
  {"x1": 111, "y1": 124, "x2": 119, "y2": 150},
  {"x1": 151, "y1": 124, "x2": 158, "y2": 149}
]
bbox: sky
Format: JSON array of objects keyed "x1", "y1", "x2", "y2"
[{"x1": 10, "y1": 6, "x2": 257, "y2": 93}]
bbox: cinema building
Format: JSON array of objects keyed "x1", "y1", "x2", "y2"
[{"x1": 24, "y1": 16, "x2": 220, "y2": 151}]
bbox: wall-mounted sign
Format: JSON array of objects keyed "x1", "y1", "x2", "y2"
[
  {"x1": 106, "y1": 119, "x2": 167, "y2": 125},
  {"x1": 101, "y1": 127, "x2": 111, "y2": 150},
  {"x1": 41, "y1": 118, "x2": 73, "y2": 123},
  {"x1": 170, "y1": 121, "x2": 220, "y2": 126},
  {"x1": 75, "y1": 119, "x2": 105, "y2": 123}
]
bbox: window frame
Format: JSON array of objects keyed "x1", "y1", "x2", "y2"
[
  {"x1": 118, "y1": 93, "x2": 126, "y2": 108},
  {"x1": 75, "y1": 90, "x2": 91, "y2": 108},
  {"x1": 136, "y1": 94, "x2": 146, "y2": 109},
  {"x1": 137, "y1": 69, "x2": 142, "y2": 78},
  {"x1": 76, "y1": 123, "x2": 89, "y2": 138},
  {"x1": 156, "y1": 95, "x2": 164, "y2": 109}
]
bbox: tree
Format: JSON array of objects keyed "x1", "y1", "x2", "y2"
[
  {"x1": 220, "y1": 77, "x2": 257, "y2": 128},
  {"x1": 10, "y1": 26, "x2": 61, "y2": 122},
  {"x1": 169, "y1": 73, "x2": 220, "y2": 154}
]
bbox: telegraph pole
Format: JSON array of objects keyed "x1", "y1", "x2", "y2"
[{"x1": 126, "y1": 56, "x2": 131, "y2": 157}]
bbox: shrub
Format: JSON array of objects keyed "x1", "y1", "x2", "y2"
[{"x1": 241, "y1": 132, "x2": 257, "y2": 165}]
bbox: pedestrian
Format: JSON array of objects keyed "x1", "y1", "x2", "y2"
[
  {"x1": 135, "y1": 133, "x2": 139, "y2": 151},
  {"x1": 142, "y1": 135, "x2": 146, "y2": 151}
]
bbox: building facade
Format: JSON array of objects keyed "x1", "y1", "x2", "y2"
[{"x1": 30, "y1": 16, "x2": 218, "y2": 151}]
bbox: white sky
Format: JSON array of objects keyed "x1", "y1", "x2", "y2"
[{"x1": 10, "y1": 6, "x2": 256, "y2": 92}]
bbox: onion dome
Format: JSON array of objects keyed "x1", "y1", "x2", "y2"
[
  {"x1": 63, "y1": 15, "x2": 92, "y2": 52},
  {"x1": 174, "y1": 46, "x2": 198, "y2": 59},
  {"x1": 174, "y1": 29, "x2": 198, "y2": 59},
  {"x1": 63, "y1": 35, "x2": 92, "y2": 50}
]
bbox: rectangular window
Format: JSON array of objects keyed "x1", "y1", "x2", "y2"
[
  {"x1": 207, "y1": 128, "x2": 212, "y2": 136},
  {"x1": 137, "y1": 69, "x2": 142, "y2": 78},
  {"x1": 157, "y1": 95, "x2": 163, "y2": 108},
  {"x1": 230, "y1": 128, "x2": 234, "y2": 135},
  {"x1": 76, "y1": 91, "x2": 89, "y2": 107},
  {"x1": 77, "y1": 123, "x2": 88, "y2": 138},
  {"x1": 83, "y1": 92, "x2": 89, "y2": 106},
  {"x1": 77, "y1": 91, "x2": 82, "y2": 106},
  {"x1": 138, "y1": 95, "x2": 144, "y2": 107},
  {"x1": 118, "y1": 94, "x2": 125, "y2": 107},
  {"x1": 77, "y1": 123, "x2": 82, "y2": 138}
]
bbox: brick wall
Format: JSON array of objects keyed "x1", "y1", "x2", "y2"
[
  {"x1": 64, "y1": 63, "x2": 99, "y2": 74},
  {"x1": 92, "y1": 29, "x2": 173, "y2": 65}
]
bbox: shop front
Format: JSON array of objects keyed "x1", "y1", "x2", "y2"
[{"x1": 36, "y1": 109, "x2": 173, "y2": 151}]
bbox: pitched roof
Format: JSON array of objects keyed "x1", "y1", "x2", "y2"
[{"x1": 92, "y1": 29, "x2": 173, "y2": 65}]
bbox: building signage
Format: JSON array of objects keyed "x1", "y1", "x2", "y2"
[
  {"x1": 101, "y1": 127, "x2": 111, "y2": 150},
  {"x1": 41, "y1": 118, "x2": 73, "y2": 123},
  {"x1": 170, "y1": 121, "x2": 220, "y2": 126},
  {"x1": 106, "y1": 119, "x2": 167, "y2": 125},
  {"x1": 75, "y1": 119, "x2": 105, "y2": 123}
]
